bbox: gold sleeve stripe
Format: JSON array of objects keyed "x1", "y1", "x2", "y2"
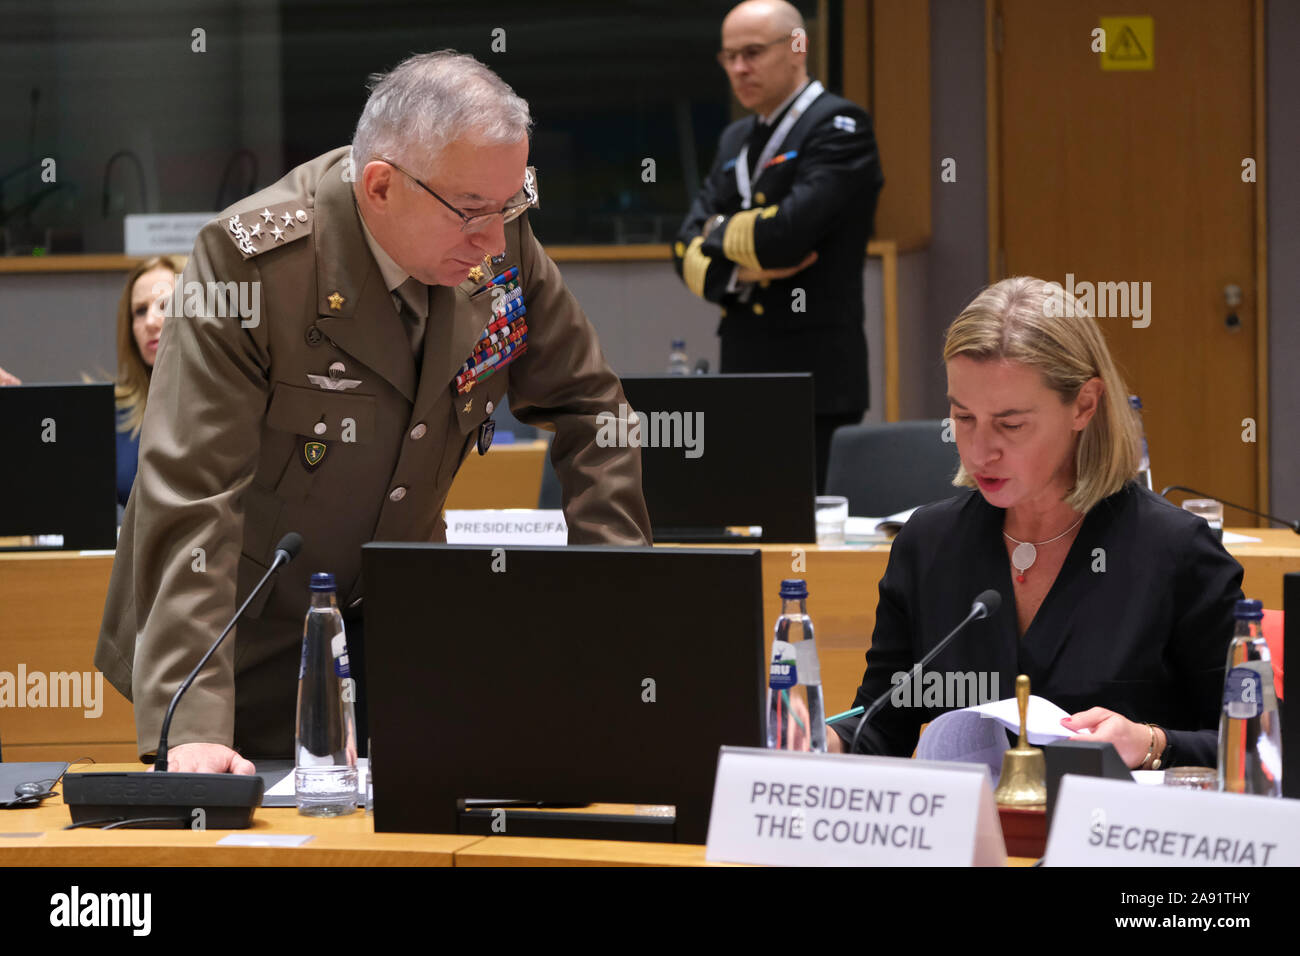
[
  {"x1": 722, "y1": 208, "x2": 764, "y2": 271},
  {"x1": 682, "y1": 235, "x2": 711, "y2": 299}
]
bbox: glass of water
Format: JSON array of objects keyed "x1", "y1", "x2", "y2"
[
  {"x1": 815, "y1": 495, "x2": 849, "y2": 548},
  {"x1": 1181, "y1": 498, "x2": 1223, "y2": 542},
  {"x1": 1163, "y1": 767, "x2": 1217, "y2": 790}
]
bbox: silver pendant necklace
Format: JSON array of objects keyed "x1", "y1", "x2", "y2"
[{"x1": 1003, "y1": 513, "x2": 1085, "y2": 583}]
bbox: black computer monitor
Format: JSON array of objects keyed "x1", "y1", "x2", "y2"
[
  {"x1": 362, "y1": 543, "x2": 766, "y2": 843},
  {"x1": 0, "y1": 383, "x2": 116, "y2": 551},
  {"x1": 619, "y1": 373, "x2": 816, "y2": 543}
]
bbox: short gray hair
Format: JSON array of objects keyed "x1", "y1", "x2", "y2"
[{"x1": 351, "y1": 51, "x2": 532, "y2": 172}]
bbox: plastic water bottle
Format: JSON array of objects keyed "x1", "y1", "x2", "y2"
[
  {"x1": 767, "y1": 579, "x2": 826, "y2": 752},
  {"x1": 295, "y1": 572, "x2": 359, "y2": 816},
  {"x1": 667, "y1": 339, "x2": 690, "y2": 376},
  {"x1": 1218, "y1": 599, "x2": 1282, "y2": 796},
  {"x1": 1129, "y1": 395, "x2": 1153, "y2": 490}
]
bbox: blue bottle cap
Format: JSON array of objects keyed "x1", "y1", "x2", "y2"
[
  {"x1": 1233, "y1": 599, "x2": 1263, "y2": 619},
  {"x1": 310, "y1": 572, "x2": 336, "y2": 592},
  {"x1": 779, "y1": 579, "x2": 808, "y2": 599}
]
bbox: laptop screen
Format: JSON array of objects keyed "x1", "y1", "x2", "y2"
[
  {"x1": 0, "y1": 383, "x2": 116, "y2": 551},
  {"x1": 618, "y1": 374, "x2": 816, "y2": 543},
  {"x1": 362, "y1": 543, "x2": 766, "y2": 842}
]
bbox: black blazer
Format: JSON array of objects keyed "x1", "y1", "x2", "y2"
[
  {"x1": 672, "y1": 85, "x2": 884, "y2": 415},
  {"x1": 832, "y1": 482, "x2": 1245, "y2": 767}
]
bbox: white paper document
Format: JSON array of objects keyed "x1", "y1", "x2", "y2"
[
  {"x1": 216, "y1": 833, "x2": 314, "y2": 848},
  {"x1": 846, "y1": 506, "x2": 919, "y2": 542},
  {"x1": 1222, "y1": 531, "x2": 1261, "y2": 544}
]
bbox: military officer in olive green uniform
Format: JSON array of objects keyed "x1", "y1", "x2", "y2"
[{"x1": 95, "y1": 52, "x2": 651, "y2": 773}]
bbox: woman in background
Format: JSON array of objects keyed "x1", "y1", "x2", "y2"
[{"x1": 114, "y1": 255, "x2": 179, "y2": 507}]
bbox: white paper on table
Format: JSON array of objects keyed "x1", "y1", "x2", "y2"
[
  {"x1": 916, "y1": 695, "x2": 1089, "y2": 783},
  {"x1": 217, "y1": 833, "x2": 314, "y2": 847},
  {"x1": 1131, "y1": 770, "x2": 1165, "y2": 785},
  {"x1": 265, "y1": 758, "x2": 368, "y2": 797},
  {"x1": 1222, "y1": 531, "x2": 1261, "y2": 544},
  {"x1": 846, "y1": 506, "x2": 920, "y2": 541},
  {"x1": 844, "y1": 517, "x2": 886, "y2": 541}
]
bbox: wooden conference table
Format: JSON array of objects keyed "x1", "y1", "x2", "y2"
[
  {"x1": 0, "y1": 764, "x2": 1037, "y2": 866},
  {"x1": 1, "y1": 528, "x2": 1297, "y2": 763}
]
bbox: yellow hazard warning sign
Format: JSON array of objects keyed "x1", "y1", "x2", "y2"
[{"x1": 1099, "y1": 16, "x2": 1153, "y2": 71}]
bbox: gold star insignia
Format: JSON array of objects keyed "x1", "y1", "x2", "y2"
[
  {"x1": 463, "y1": 399, "x2": 473, "y2": 413},
  {"x1": 327, "y1": 292, "x2": 345, "y2": 310},
  {"x1": 468, "y1": 265, "x2": 484, "y2": 283}
]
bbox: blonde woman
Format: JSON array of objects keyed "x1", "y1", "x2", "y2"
[
  {"x1": 113, "y1": 255, "x2": 179, "y2": 506},
  {"x1": 827, "y1": 277, "x2": 1243, "y2": 769}
]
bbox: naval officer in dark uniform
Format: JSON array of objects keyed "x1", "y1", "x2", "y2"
[{"x1": 672, "y1": 0, "x2": 884, "y2": 491}]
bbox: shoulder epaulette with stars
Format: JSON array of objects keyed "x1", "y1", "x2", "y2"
[{"x1": 222, "y1": 199, "x2": 314, "y2": 259}]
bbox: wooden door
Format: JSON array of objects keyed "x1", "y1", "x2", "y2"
[{"x1": 990, "y1": 0, "x2": 1264, "y2": 516}]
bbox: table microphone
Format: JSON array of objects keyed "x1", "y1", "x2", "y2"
[
  {"x1": 843, "y1": 589, "x2": 1002, "y2": 756},
  {"x1": 63, "y1": 533, "x2": 303, "y2": 829}
]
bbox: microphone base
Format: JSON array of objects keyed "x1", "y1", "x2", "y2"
[{"x1": 63, "y1": 772, "x2": 264, "y2": 829}]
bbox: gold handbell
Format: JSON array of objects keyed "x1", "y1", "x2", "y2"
[{"x1": 994, "y1": 674, "x2": 1047, "y2": 807}]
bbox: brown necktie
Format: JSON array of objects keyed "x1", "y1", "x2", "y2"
[{"x1": 393, "y1": 276, "x2": 428, "y2": 358}]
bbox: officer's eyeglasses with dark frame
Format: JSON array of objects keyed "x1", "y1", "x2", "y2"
[
  {"x1": 716, "y1": 36, "x2": 789, "y2": 67},
  {"x1": 382, "y1": 159, "x2": 539, "y2": 234}
]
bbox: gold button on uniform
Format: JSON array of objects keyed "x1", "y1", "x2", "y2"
[
  {"x1": 755, "y1": 191, "x2": 766, "y2": 204},
  {"x1": 389, "y1": 486, "x2": 407, "y2": 502},
  {"x1": 410, "y1": 423, "x2": 427, "y2": 440},
  {"x1": 753, "y1": 303, "x2": 765, "y2": 315}
]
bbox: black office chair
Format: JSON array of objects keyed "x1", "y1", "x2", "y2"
[
  {"x1": 492, "y1": 394, "x2": 539, "y2": 441},
  {"x1": 824, "y1": 420, "x2": 961, "y2": 516}
]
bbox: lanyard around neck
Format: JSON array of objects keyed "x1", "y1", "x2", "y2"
[{"x1": 734, "y1": 80, "x2": 823, "y2": 210}]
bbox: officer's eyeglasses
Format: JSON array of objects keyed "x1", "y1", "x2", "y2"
[
  {"x1": 717, "y1": 36, "x2": 788, "y2": 67},
  {"x1": 383, "y1": 160, "x2": 540, "y2": 234}
]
